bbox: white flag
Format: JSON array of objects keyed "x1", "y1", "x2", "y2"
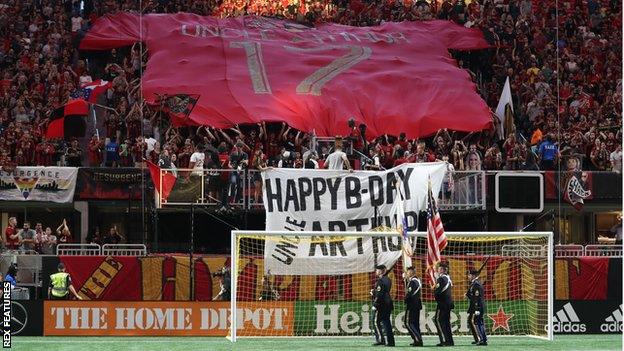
[{"x1": 495, "y1": 76, "x2": 514, "y2": 140}]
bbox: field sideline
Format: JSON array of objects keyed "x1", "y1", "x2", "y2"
[{"x1": 10, "y1": 335, "x2": 622, "y2": 351}]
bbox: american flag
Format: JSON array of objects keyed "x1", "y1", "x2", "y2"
[
  {"x1": 70, "y1": 80, "x2": 111, "y2": 103},
  {"x1": 426, "y1": 179, "x2": 447, "y2": 287}
]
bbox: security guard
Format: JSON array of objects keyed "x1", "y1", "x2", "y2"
[
  {"x1": 434, "y1": 261, "x2": 454, "y2": 347},
  {"x1": 467, "y1": 269, "x2": 488, "y2": 346},
  {"x1": 371, "y1": 264, "x2": 395, "y2": 347},
  {"x1": 403, "y1": 266, "x2": 423, "y2": 347},
  {"x1": 48, "y1": 263, "x2": 82, "y2": 300}
]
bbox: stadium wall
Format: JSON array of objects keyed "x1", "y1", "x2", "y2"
[{"x1": 8, "y1": 256, "x2": 617, "y2": 336}]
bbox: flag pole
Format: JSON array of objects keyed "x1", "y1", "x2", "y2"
[
  {"x1": 396, "y1": 180, "x2": 412, "y2": 272},
  {"x1": 426, "y1": 175, "x2": 436, "y2": 288}
]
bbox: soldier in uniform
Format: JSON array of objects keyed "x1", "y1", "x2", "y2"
[
  {"x1": 371, "y1": 264, "x2": 395, "y2": 347},
  {"x1": 467, "y1": 269, "x2": 488, "y2": 346},
  {"x1": 403, "y1": 266, "x2": 423, "y2": 347},
  {"x1": 434, "y1": 261, "x2": 454, "y2": 346}
]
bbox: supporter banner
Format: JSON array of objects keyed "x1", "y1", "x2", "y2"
[
  {"x1": 49, "y1": 255, "x2": 618, "y2": 302},
  {"x1": 295, "y1": 300, "x2": 538, "y2": 336},
  {"x1": 55, "y1": 256, "x2": 229, "y2": 301},
  {"x1": 554, "y1": 257, "x2": 617, "y2": 300},
  {"x1": 544, "y1": 171, "x2": 622, "y2": 209},
  {"x1": 76, "y1": 168, "x2": 146, "y2": 200},
  {"x1": 552, "y1": 300, "x2": 623, "y2": 334},
  {"x1": 0, "y1": 167, "x2": 78, "y2": 203},
  {"x1": 43, "y1": 301, "x2": 294, "y2": 336},
  {"x1": 80, "y1": 13, "x2": 492, "y2": 139},
  {"x1": 262, "y1": 163, "x2": 446, "y2": 275}
]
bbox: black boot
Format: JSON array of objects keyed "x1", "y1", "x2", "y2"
[{"x1": 372, "y1": 342, "x2": 386, "y2": 346}]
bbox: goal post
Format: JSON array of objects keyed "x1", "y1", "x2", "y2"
[{"x1": 230, "y1": 231, "x2": 553, "y2": 342}]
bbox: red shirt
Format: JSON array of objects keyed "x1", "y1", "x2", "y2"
[
  {"x1": 5, "y1": 226, "x2": 18, "y2": 250},
  {"x1": 88, "y1": 139, "x2": 103, "y2": 166}
]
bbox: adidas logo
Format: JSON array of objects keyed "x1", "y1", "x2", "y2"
[
  {"x1": 601, "y1": 304, "x2": 623, "y2": 333},
  {"x1": 551, "y1": 303, "x2": 586, "y2": 333}
]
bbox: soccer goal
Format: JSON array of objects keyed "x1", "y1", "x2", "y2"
[{"x1": 229, "y1": 231, "x2": 553, "y2": 342}]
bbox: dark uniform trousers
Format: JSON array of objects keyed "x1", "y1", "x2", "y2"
[
  {"x1": 435, "y1": 305, "x2": 454, "y2": 345},
  {"x1": 404, "y1": 306, "x2": 422, "y2": 343},
  {"x1": 373, "y1": 308, "x2": 395, "y2": 345}
]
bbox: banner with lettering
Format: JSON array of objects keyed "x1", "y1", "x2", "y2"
[
  {"x1": 0, "y1": 167, "x2": 78, "y2": 203},
  {"x1": 261, "y1": 163, "x2": 446, "y2": 275},
  {"x1": 42, "y1": 255, "x2": 619, "y2": 302},
  {"x1": 43, "y1": 301, "x2": 294, "y2": 336},
  {"x1": 56, "y1": 255, "x2": 230, "y2": 301},
  {"x1": 544, "y1": 171, "x2": 621, "y2": 210},
  {"x1": 76, "y1": 168, "x2": 147, "y2": 200},
  {"x1": 80, "y1": 13, "x2": 492, "y2": 139}
]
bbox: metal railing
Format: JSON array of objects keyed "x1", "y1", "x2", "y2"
[
  {"x1": 160, "y1": 168, "x2": 246, "y2": 208},
  {"x1": 438, "y1": 171, "x2": 486, "y2": 210},
  {"x1": 501, "y1": 244, "x2": 548, "y2": 257},
  {"x1": 55, "y1": 244, "x2": 148, "y2": 256},
  {"x1": 102, "y1": 244, "x2": 147, "y2": 256},
  {"x1": 159, "y1": 168, "x2": 486, "y2": 211},
  {"x1": 554, "y1": 244, "x2": 585, "y2": 257},
  {"x1": 584, "y1": 245, "x2": 623, "y2": 257},
  {"x1": 56, "y1": 244, "x2": 101, "y2": 256}
]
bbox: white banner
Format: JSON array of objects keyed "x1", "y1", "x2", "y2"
[
  {"x1": 262, "y1": 163, "x2": 446, "y2": 275},
  {"x1": 0, "y1": 167, "x2": 78, "y2": 203}
]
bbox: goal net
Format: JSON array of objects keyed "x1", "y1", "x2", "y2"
[{"x1": 230, "y1": 231, "x2": 553, "y2": 341}]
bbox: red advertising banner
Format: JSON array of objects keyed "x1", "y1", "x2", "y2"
[{"x1": 80, "y1": 13, "x2": 492, "y2": 139}]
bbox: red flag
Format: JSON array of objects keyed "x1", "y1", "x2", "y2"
[
  {"x1": 146, "y1": 160, "x2": 177, "y2": 202},
  {"x1": 79, "y1": 13, "x2": 492, "y2": 139},
  {"x1": 46, "y1": 99, "x2": 89, "y2": 139},
  {"x1": 426, "y1": 180, "x2": 447, "y2": 287}
]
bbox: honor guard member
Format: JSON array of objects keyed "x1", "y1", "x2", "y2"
[
  {"x1": 403, "y1": 266, "x2": 423, "y2": 347},
  {"x1": 371, "y1": 264, "x2": 395, "y2": 347},
  {"x1": 48, "y1": 263, "x2": 82, "y2": 300},
  {"x1": 434, "y1": 261, "x2": 454, "y2": 347},
  {"x1": 467, "y1": 269, "x2": 488, "y2": 346}
]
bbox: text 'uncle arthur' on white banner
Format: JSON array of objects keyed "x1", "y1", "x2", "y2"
[{"x1": 261, "y1": 163, "x2": 446, "y2": 275}]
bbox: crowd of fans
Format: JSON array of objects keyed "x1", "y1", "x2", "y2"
[
  {"x1": 0, "y1": 0, "x2": 621, "y2": 178},
  {"x1": 1, "y1": 215, "x2": 125, "y2": 254},
  {"x1": 2, "y1": 217, "x2": 70, "y2": 254}
]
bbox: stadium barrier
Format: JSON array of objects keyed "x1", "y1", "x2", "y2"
[
  {"x1": 158, "y1": 169, "x2": 486, "y2": 210},
  {"x1": 554, "y1": 245, "x2": 585, "y2": 257},
  {"x1": 101, "y1": 244, "x2": 147, "y2": 256},
  {"x1": 56, "y1": 244, "x2": 102, "y2": 256},
  {"x1": 584, "y1": 245, "x2": 623, "y2": 257},
  {"x1": 2, "y1": 255, "x2": 620, "y2": 336}
]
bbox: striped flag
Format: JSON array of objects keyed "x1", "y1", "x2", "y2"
[
  {"x1": 426, "y1": 179, "x2": 447, "y2": 287},
  {"x1": 394, "y1": 181, "x2": 413, "y2": 258}
]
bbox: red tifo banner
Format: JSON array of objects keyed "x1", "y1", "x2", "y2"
[
  {"x1": 80, "y1": 13, "x2": 492, "y2": 139},
  {"x1": 55, "y1": 255, "x2": 616, "y2": 302}
]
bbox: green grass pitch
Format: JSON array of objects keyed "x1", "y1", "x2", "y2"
[{"x1": 10, "y1": 335, "x2": 622, "y2": 351}]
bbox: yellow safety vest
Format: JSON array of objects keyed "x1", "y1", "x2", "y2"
[{"x1": 50, "y1": 272, "x2": 69, "y2": 297}]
